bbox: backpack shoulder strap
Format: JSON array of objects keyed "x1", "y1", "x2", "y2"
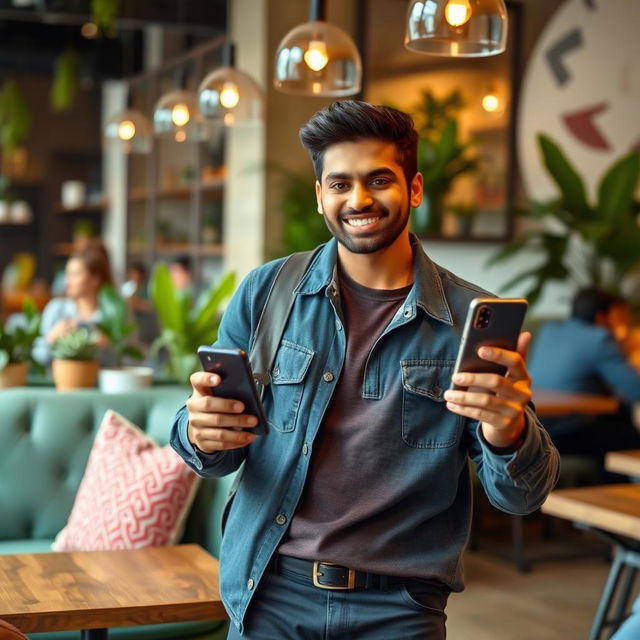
[{"x1": 249, "y1": 250, "x2": 315, "y2": 394}]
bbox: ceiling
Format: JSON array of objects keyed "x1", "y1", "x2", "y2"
[{"x1": 0, "y1": 0, "x2": 227, "y2": 78}]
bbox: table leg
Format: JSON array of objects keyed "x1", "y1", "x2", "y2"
[{"x1": 80, "y1": 630, "x2": 108, "y2": 640}]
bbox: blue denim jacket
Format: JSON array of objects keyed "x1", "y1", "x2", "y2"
[{"x1": 170, "y1": 236, "x2": 559, "y2": 632}]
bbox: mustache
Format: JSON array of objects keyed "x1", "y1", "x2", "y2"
[{"x1": 340, "y1": 204, "x2": 388, "y2": 218}]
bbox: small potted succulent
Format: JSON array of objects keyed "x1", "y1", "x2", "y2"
[
  {"x1": 0, "y1": 298, "x2": 42, "y2": 388},
  {"x1": 51, "y1": 326, "x2": 99, "y2": 390}
]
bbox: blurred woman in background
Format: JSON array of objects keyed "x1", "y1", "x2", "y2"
[{"x1": 32, "y1": 242, "x2": 114, "y2": 366}]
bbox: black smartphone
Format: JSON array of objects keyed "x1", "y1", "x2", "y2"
[
  {"x1": 450, "y1": 297, "x2": 528, "y2": 391},
  {"x1": 197, "y1": 346, "x2": 269, "y2": 435}
]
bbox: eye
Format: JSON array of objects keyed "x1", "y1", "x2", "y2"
[
  {"x1": 371, "y1": 177, "x2": 391, "y2": 187},
  {"x1": 329, "y1": 182, "x2": 348, "y2": 191}
]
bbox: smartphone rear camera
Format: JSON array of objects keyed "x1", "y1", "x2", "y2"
[{"x1": 474, "y1": 305, "x2": 492, "y2": 329}]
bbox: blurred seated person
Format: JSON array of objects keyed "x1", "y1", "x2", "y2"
[
  {"x1": 169, "y1": 255, "x2": 194, "y2": 296},
  {"x1": 122, "y1": 261, "x2": 159, "y2": 347},
  {"x1": 32, "y1": 242, "x2": 115, "y2": 366},
  {"x1": 528, "y1": 288, "x2": 640, "y2": 461}
]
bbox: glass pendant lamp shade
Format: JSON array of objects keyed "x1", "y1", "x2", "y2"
[
  {"x1": 198, "y1": 43, "x2": 264, "y2": 127},
  {"x1": 405, "y1": 0, "x2": 508, "y2": 57},
  {"x1": 104, "y1": 108, "x2": 152, "y2": 154},
  {"x1": 273, "y1": 0, "x2": 362, "y2": 97},
  {"x1": 153, "y1": 89, "x2": 203, "y2": 142}
]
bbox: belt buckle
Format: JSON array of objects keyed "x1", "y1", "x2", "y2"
[{"x1": 312, "y1": 561, "x2": 356, "y2": 590}]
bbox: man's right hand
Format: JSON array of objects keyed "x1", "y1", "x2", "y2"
[{"x1": 186, "y1": 372, "x2": 258, "y2": 454}]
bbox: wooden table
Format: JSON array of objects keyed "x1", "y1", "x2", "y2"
[
  {"x1": 0, "y1": 544, "x2": 227, "y2": 639},
  {"x1": 533, "y1": 389, "x2": 619, "y2": 417},
  {"x1": 542, "y1": 485, "x2": 640, "y2": 640},
  {"x1": 605, "y1": 450, "x2": 640, "y2": 477}
]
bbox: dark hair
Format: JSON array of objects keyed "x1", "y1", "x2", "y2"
[
  {"x1": 299, "y1": 100, "x2": 418, "y2": 188},
  {"x1": 571, "y1": 288, "x2": 625, "y2": 323},
  {"x1": 171, "y1": 254, "x2": 192, "y2": 272},
  {"x1": 70, "y1": 241, "x2": 112, "y2": 287}
]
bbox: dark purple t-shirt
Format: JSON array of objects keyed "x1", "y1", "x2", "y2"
[{"x1": 279, "y1": 268, "x2": 412, "y2": 566}]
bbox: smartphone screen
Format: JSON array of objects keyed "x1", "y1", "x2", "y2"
[
  {"x1": 450, "y1": 297, "x2": 528, "y2": 391},
  {"x1": 197, "y1": 346, "x2": 269, "y2": 435}
]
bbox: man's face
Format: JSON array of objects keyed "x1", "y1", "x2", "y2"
[{"x1": 315, "y1": 139, "x2": 422, "y2": 255}]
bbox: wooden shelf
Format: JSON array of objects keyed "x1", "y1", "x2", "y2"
[
  {"x1": 55, "y1": 200, "x2": 107, "y2": 214},
  {"x1": 128, "y1": 243, "x2": 224, "y2": 257},
  {"x1": 127, "y1": 179, "x2": 224, "y2": 203}
]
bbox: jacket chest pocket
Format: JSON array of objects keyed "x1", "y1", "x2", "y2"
[
  {"x1": 265, "y1": 340, "x2": 314, "y2": 433},
  {"x1": 401, "y1": 360, "x2": 463, "y2": 448}
]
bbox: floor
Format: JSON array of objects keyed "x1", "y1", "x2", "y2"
[{"x1": 447, "y1": 546, "x2": 633, "y2": 640}]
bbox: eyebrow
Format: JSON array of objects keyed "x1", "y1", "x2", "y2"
[{"x1": 324, "y1": 168, "x2": 396, "y2": 182}]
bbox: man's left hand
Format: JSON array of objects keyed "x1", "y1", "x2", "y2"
[{"x1": 443, "y1": 332, "x2": 533, "y2": 449}]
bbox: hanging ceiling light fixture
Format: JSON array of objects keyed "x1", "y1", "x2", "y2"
[
  {"x1": 153, "y1": 68, "x2": 203, "y2": 143},
  {"x1": 198, "y1": 42, "x2": 264, "y2": 127},
  {"x1": 273, "y1": 0, "x2": 362, "y2": 97},
  {"x1": 405, "y1": 0, "x2": 508, "y2": 57},
  {"x1": 104, "y1": 96, "x2": 152, "y2": 154}
]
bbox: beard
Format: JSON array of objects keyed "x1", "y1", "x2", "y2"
[{"x1": 320, "y1": 203, "x2": 410, "y2": 254}]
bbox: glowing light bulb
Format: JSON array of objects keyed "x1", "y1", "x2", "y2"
[
  {"x1": 482, "y1": 93, "x2": 500, "y2": 112},
  {"x1": 220, "y1": 82, "x2": 240, "y2": 109},
  {"x1": 171, "y1": 103, "x2": 190, "y2": 127},
  {"x1": 445, "y1": 0, "x2": 472, "y2": 27},
  {"x1": 304, "y1": 39, "x2": 329, "y2": 72},
  {"x1": 118, "y1": 120, "x2": 136, "y2": 141}
]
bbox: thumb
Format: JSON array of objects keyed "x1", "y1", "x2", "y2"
[{"x1": 517, "y1": 331, "x2": 532, "y2": 363}]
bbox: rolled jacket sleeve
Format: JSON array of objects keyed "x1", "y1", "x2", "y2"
[{"x1": 471, "y1": 405, "x2": 560, "y2": 515}]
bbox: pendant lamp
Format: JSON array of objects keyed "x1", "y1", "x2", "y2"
[
  {"x1": 198, "y1": 42, "x2": 264, "y2": 127},
  {"x1": 273, "y1": 0, "x2": 362, "y2": 97},
  {"x1": 405, "y1": 0, "x2": 508, "y2": 57},
  {"x1": 104, "y1": 93, "x2": 152, "y2": 154},
  {"x1": 153, "y1": 68, "x2": 203, "y2": 143}
]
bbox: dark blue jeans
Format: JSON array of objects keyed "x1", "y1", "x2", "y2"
[{"x1": 227, "y1": 558, "x2": 449, "y2": 639}]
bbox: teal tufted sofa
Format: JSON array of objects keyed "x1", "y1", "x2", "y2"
[{"x1": 0, "y1": 386, "x2": 233, "y2": 640}]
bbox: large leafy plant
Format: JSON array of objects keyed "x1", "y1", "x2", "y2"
[
  {"x1": 149, "y1": 264, "x2": 235, "y2": 384},
  {"x1": 489, "y1": 134, "x2": 640, "y2": 306},
  {"x1": 96, "y1": 284, "x2": 144, "y2": 366},
  {"x1": 410, "y1": 89, "x2": 477, "y2": 235},
  {"x1": 0, "y1": 298, "x2": 42, "y2": 371}
]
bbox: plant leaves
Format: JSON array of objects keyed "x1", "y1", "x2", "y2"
[
  {"x1": 149, "y1": 263, "x2": 184, "y2": 334},
  {"x1": 596, "y1": 150, "x2": 640, "y2": 223},
  {"x1": 538, "y1": 134, "x2": 593, "y2": 220}
]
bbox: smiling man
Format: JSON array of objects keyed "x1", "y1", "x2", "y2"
[{"x1": 171, "y1": 100, "x2": 559, "y2": 639}]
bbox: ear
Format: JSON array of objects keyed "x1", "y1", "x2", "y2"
[
  {"x1": 315, "y1": 181, "x2": 323, "y2": 215},
  {"x1": 410, "y1": 172, "x2": 423, "y2": 208}
]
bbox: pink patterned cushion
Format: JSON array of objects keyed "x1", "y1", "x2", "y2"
[{"x1": 53, "y1": 410, "x2": 200, "y2": 551}]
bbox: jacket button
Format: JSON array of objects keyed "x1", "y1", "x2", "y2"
[
  {"x1": 323, "y1": 371, "x2": 334, "y2": 382},
  {"x1": 302, "y1": 443, "x2": 309, "y2": 455},
  {"x1": 272, "y1": 367, "x2": 280, "y2": 378},
  {"x1": 403, "y1": 308, "x2": 411, "y2": 317},
  {"x1": 276, "y1": 513, "x2": 287, "y2": 525},
  {"x1": 247, "y1": 578, "x2": 254, "y2": 590},
  {"x1": 335, "y1": 319, "x2": 342, "y2": 331}
]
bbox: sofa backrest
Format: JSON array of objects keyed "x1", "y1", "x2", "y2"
[{"x1": 0, "y1": 386, "x2": 233, "y2": 556}]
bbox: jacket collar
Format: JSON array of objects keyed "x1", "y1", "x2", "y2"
[{"x1": 296, "y1": 233, "x2": 453, "y2": 326}]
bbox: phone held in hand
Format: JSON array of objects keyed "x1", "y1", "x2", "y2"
[
  {"x1": 197, "y1": 346, "x2": 269, "y2": 435},
  {"x1": 450, "y1": 297, "x2": 528, "y2": 391}
]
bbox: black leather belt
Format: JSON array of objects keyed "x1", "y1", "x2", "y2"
[{"x1": 276, "y1": 554, "x2": 407, "y2": 591}]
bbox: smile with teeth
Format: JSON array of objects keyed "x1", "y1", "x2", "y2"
[{"x1": 345, "y1": 216, "x2": 380, "y2": 227}]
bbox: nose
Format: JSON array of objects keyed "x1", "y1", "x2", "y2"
[{"x1": 348, "y1": 182, "x2": 374, "y2": 211}]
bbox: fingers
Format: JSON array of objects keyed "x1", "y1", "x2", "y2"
[
  {"x1": 187, "y1": 371, "x2": 259, "y2": 453},
  {"x1": 517, "y1": 331, "x2": 532, "y2": 362}
]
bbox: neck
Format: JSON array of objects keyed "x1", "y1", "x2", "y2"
[
  {"x1": 75, "y1": 296, "x2": 98, "y2": 318},
  {"x1": 337, "y1": 231, "x2": 414, "y2": 289}
]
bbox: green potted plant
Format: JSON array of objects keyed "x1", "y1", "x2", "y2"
[
  {"x1": 51, "y1": 326, "x2": 99, "y2": 390},
  {"x1": 95, "y1": 284, "x2": 148, "y2": 392},
  {"x1": 488, "y1": 134, "x2": 640, "y2": 306},
  {"x1": 408, "y1": 89, "x2": 478, "y2": 235},
  {"x1": 0, "y1": 298, "x2": 42, "y2": 387},
  {"x1": 149, "y1": 263, "x2": 235, "y2": 384}
]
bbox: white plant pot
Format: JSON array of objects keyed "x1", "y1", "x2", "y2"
[{"x1": 98, "y1": 366, "x2": 154, "y2": 393}]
